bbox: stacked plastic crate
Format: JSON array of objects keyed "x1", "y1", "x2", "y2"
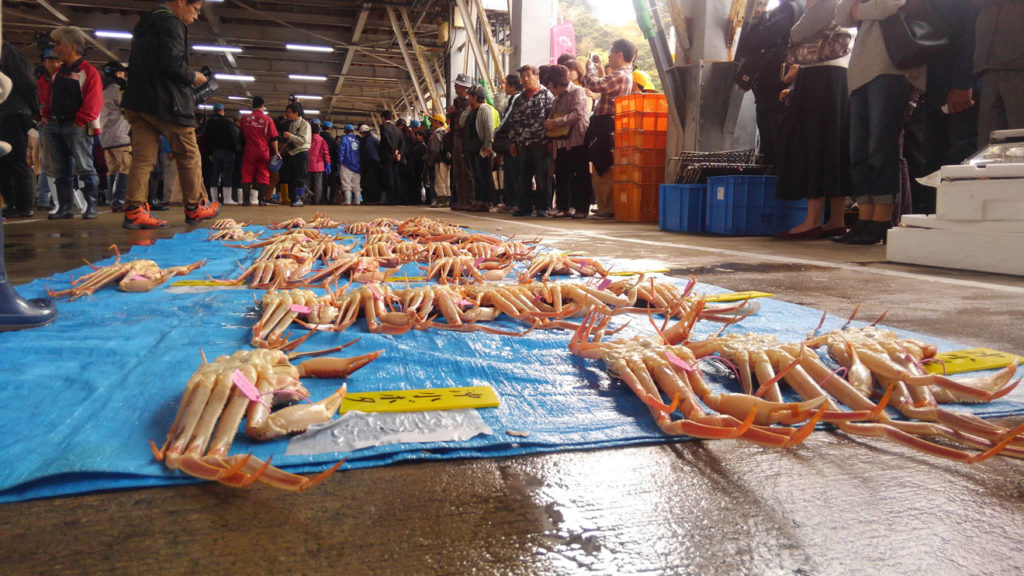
[{"x1": 612, "y1": 93, "x2": 669, "y2": 223}]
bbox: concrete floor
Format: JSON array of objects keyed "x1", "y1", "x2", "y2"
[{"x1": 2, "y1": 204, "x2": 1024, "y2": 575}]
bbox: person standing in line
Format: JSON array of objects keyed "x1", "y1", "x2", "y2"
[
  {"x1": 774, "y1": 0, "x2": 852, "y2": 239},
  {"x1": 461, "y1": 85, "x2": 496, "y2": 212},
  {"x1": 120, "y1": 0, "x2": 220, "y2": 229},
  {"x1": 447, "y1": 74, "x2": 474, "y2": 210},
  {"x1": 973, "y1": 0, "x2": 1024, "y2": 145},
  {"x1": 545, "y1": 65, "x2": 592, "y2": 219},
  {"x1": 425, "y1": 114, "x2": 449, "y2": 207},
  {"x1": 357, "y1": 124, "x2": 382, "y2": 204},
  {"x1": 508, "y1": 64, "x2": 554, "y2": 218},
  {"x1": 98, "y1": 60, "x2": 131, "y2": 212},
  {"x1": 338, "y1": 124, "x2": 362, "y2": 205},
  {"x1": 0, "y1": 41, "x2": 40, "y2": 219},
  {"x1": 42, "y1": 27, "x2": 103, "y2": 220},
  {"x1": 378, "y1": 109, "x2": 405, "y2": 205},
  {"x1": 306, "y1": 121, "x2": 331, "y2": 205},
  {"x1": 34, "y1": 49, "x2": 60, "y2": 213},
  {"x1": 279, "y1": 102, "x2": 311, "y2": 207},
  {"x1": 584, "y1": 39, "x2": 636, "y2": 219},
  {"x1": 238, "y1": 96, "x2": 279, "y2": 206},
  {"x1": 202, "y1": 102, "x2": 240, "y2": 205},
  {"x1": 494, "y1": 73, "x2": 523, "y2": 211},
  {"x1": 835, "y1": 0, "x2": 925, "y2": 245}
]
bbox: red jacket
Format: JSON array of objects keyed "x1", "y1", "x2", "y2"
[
  {"x1": 307, "y1": 133, "x2": 331, "y2": 172},
  {"x1": 48, "y1": 58, "x2": 103, "y2": 127},
  {"x1": 37, "y1": 73, "x2": 53, "y2": 120}
]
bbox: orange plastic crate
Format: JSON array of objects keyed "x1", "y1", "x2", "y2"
[
  {"x1": 613, "y1": 181, "x2": 660, "y2": 223},
  {"x1": 614, "y1": 111, "x2": 669, "y2": 132},
  {"x1": 617, "y1": 129, "x2": 667, "y2": 149},
  {"x1": 614, "y1": 93, "x2": 668, "y2": 114},
  {"x1": 612, "y1": 164, "x2": 667, "y2": 185},
  {"x1": 614, "y1": 147, "x2": 666, "y2": 166}
]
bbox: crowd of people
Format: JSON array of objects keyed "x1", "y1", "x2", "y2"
[{"x1": 740, "y1": 0, "x2": 1023, "y2": 245}]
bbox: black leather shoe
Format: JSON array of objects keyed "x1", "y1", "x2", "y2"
[
  {"x1": 844, "y1": 220, "x2": 891, "y2": 245},
  {"x1": 831, "y1": 219, "x2": 867, "y2": 243}
]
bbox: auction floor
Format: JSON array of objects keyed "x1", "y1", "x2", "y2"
[{"x1": 3, "y1": 204, "x2": 1023, "y2": 575}]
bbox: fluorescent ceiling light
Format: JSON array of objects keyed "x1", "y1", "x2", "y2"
[
  {"x1": 289, "y1": 74, "x2": 328, "y2": 82},
  {"x1": 293, "y1": 94, "x2": 323, "y2": 100},
  {"x1": 228, "y1": 96, "x2": 250, "y2": 101},
  {"x1": 95, "y1": 30, "x2": 133, "y2": 39},
  {"x1": 286, "y1": 44, "x2": 333, "y2": 53},
  {"x1": 304, "y1": 110, "x2": 321, "y2": 115},
  {"x1": 193, "y1": 44, "x2": 242, "y2": 53},
  {"x1": 239, "y1": 109, "x2": 252, "y2": 115},
  {"x1": 197, "y1": 104, "x2": 214, "y2": 110},
  {"x1": 215, "y1": 74, "x2": 256, "y2": 82}
]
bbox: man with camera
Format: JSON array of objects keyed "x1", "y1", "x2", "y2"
[{"x1": 121, "y1": 0, "x2": 219, "y2": 229}]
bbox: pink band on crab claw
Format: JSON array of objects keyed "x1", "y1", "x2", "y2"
[
  {"x1": 289, "y1": 304, "x2": 312, "y2": 314},
  {"x1": 231, "y1": 369, "x2": 268, "y2": 407},
  {"x1": 597, "y1": 278, "x2": 612, "y2": 291},
  {"x1": 666, "y1": 350, "x2": 695, "y2": 372}
]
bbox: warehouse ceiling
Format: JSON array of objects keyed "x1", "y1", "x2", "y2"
[{"x1": 1, "y1": 0, "x2": 506, "y2": 125}]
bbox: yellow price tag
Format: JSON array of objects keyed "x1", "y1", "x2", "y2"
[
  {"x1": 169, "y1": 280, "x2": 244, "y2": 287},
  {"x1": 386, "y1": 276, "x2": 425, "y2": 282},
  {"x1": 704, "y1": 291, "x2": 774, "y2": 303},
  {"x1": 608, "y1": 270, "x2": 670, "y2": 276},
  {"x1": 340, "y1": 385, "x2": 499, "y2": 414},
  {"x1": 924, "y1": 348, "x2": 1024, "y2": 375}
]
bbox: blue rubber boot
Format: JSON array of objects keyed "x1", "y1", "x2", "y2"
[{"x1": 0, "y1": 221, "x2": 58, "y2": 331}]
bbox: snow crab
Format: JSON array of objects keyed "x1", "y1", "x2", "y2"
[
  {"x1": 47, "y1": 245, "x2": 205, "y2": 300},
  {"x1": 569, "y1": 308, "x2": 823, "y2": 447},
  {"x1": 150, "y1": 344, "x2": 380, "y2": 491},
  {"x1": 522, "y1": 253, "x2": 609, "y2": 281}
]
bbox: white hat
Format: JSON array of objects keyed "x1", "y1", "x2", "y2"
[{"x1": 358, "y1": 124, "x2": 371, "y2": 133}]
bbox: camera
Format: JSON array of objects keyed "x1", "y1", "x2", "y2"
[{"x1": 193, "y1": 66, "x2": 220, "y2": 103}]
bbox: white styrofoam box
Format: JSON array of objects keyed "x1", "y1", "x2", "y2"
[
  {"x1": 941, "y1": 163, "x2": 1024, "y2": 180},
  {"x1": 900, "y1": 214, "x2": 1024, "y2": 233},
  {"x1": 934, "y1": 178, "x2": 1024, "y2": 221},
  {"x1": 887, "y1": 227, "x2": 1024, "y2": 276}
]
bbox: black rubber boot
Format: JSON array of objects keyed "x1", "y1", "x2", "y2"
[
  {"x1": 0, "y1": 221, "x2": 58, "y2": 331},
  {"x1": 82, "y1": 185, "x2": 98, "y2": 219},
  {"x1": 240, "y1": 184, "x2": 251, "y2": 206}
]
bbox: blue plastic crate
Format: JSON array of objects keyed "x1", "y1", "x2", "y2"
[
  {"x1": 659, "y1": 184, "x2": 706, "y2": 232},
  {"x1": 705, "y1": 176, "x2": 806, "y2": 235}
]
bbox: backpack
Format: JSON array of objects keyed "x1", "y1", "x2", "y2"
[{"x1": 734, "y1": 1, "x2": 803, "y2": 91}]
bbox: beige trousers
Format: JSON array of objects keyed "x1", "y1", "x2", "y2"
[{"x1": 124, "y1": 110, "x2": 204, "y2": 208}]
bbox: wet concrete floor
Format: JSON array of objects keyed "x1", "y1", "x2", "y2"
[{"x1": 2, "y1": 205, "x2": 1023, "y2": 575}]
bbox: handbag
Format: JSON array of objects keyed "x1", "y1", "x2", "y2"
[
  {"x1": 787, "y1": 23, "x2": 851, "y2": 66},
  {"x1": 879, "y1": 0, "x2": 953, "y2": 69},
  {"x1": 491, "y1": 130, "x2": 511, "y2": 156},
  {"x1": 545, "y1": 114, "x2": 571, "y2": 139}
]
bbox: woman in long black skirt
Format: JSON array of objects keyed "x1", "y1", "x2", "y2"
[{"x1": 776, "y1": 0, "x2": 853, "y2": 239}]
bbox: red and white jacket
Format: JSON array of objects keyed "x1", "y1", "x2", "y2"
[{"x1": 47, "y1": 57, "x2": 103, "y2": 128}]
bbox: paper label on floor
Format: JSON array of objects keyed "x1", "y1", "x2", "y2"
[
  {"x1": 285, "y1": 409, "x2": 494, "y2": 455},
  {"x1": 339, "y1": 385, "x2": 499, "y2": 413},
  {"x1": 925, "y1": 348, "x2": 1024, "y2": 375}
]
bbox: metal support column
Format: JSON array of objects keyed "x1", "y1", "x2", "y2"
[
  {"x1": 386, "y1": 6, "x2": 430, "y2": 114},
  {"x1": 454, "y1": 0, "x2": 492, "y2": 84},
  {"x1": 472, "y1": 0, "x2": 505, "y2": 80},
  {"x1": 399, "y1": 7, "x2": 444, "y2": 114}
]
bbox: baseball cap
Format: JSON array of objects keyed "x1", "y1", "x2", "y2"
[
  {"x1": 311, "y1": 118, "x2": 321, "y2": 125},
  {"x1": 344, "y1": 123, "x2": 355, "y2": 132},
  {"x1": 323, "y1": 120, "x2": 333, "y2": 128},
  {"x1": 42, "y1": 48, "x2": 58, "y2": 60},
  {"x1": 632, "y1": 70, "x2": 653, "y2": 91},
  {"x1": 358, "y1": 124, "x2": 371, "y2": 133},
  {"x1": 410, "y1": 120, "x2": 420, "y2": 128},
  {"x1": 454, "y1": 73, "x2": 474, "y2": 87},
  {"x1": 212, "y1": 103, "x2": 225, "y2": 111},
  {"x1": 431, "y1": 113, "x2": 447, "y2": 125}
]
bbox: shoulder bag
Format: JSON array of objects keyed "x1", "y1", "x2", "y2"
[
  {"x1": 787, "y1": 23, "x2": 852, "y2": 66},
  {"x1": 879, "y1": 0, "x2": 953, "y2": 69}
]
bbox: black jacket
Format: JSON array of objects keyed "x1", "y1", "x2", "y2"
[
  {"x1": 380, "y1": 121, "x2": 406, "y2": 164},
  {"x1": 202, "y1": 113, "x2": 239, "y2": 151},
  {"x1": 0, "y1": 42, "x2": 40, "y2": 118},
  {"x1": 122, "y1": 7, "x2": 197, "y2": 126}
]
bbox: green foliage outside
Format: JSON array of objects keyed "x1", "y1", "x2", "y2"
[{"x1": 557, "y1": 0, "x2": 663, "y2": 91}]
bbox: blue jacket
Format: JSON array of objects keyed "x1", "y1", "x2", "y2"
[{"x1": 339, "y1": 133, "x2": 361, "y2": 173}]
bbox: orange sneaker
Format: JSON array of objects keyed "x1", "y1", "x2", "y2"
[
  {"x1": 184, "y1": 202, "x2": 221, "y2": 225},
  {"x1": 122, "y1": 203, "x2": 168, "y2": 230}
]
